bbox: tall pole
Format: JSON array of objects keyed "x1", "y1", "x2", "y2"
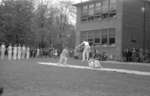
[
  {"x1": 143, "y1": 1, "x2": 146, "y2": 54},
  {"x1": 141, "y1": 1, "x2": 146, "y2": 54}
]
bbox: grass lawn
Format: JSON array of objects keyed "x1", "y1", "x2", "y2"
[{"x1": 0, "y1": 58, "x2": 150, "y2": 96}]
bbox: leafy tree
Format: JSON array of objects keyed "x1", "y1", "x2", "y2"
[
  {"x1": 0, "y1": 0, "x2": 34, "y2": 45},
  {"x1": 0, "y1": 0, "x2": 76, "y2": 49}
]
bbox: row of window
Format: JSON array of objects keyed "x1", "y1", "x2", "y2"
[
  {"x1": 81, "y1": 0, "x2": 117, "y2": 22},
  {"x1": 80, "y1": 28, "x2": 116, "y2": 46}
]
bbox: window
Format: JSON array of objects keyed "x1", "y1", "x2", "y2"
[
  {"x1": 109, "y1": 0, "x2": 117, "y2": 17},
  {"x1": 102, "y1": 29, "x2": 108, "y2": 45},
  {"x1": 95, "y1": 2, "x2": 102, "y2": 14},
  {"x1": 94, "y1": 2, "x2": 102, "y2": 20},
  {"x1": 80, "y1": 31, "x2": 88, "y2": 42},
  {"x1": 109, "y1": 28, "x2": 116, "y2": 45},
  {"x1": 80, "y1": 0, "x2": 117, "y2": 22},
  {"x1": 110, "y1": 0, "x2": 117, "y2": 10},
  {"x1": 82, "y1": 5, "x2": 88, "y2": 16},
  {"x1": 94, "y1": 31, "x2": 101, "y2": 44},
  {"x1": 88, "y1": 15, "x2": 94, "y2": 21},
  {"x1": 102, "y1": 0, "x2": 109, "y2": 13},
  {"x1": 101, "y1": 0, "x2": 109, "y2": 18},
  {"x1": 81, "y1": 16, "x2": 88, "y2": 22},
  {"x1": 81, "y1": 5, "x2": 88, "y2": 22},
  {"x1": 109, "y1": 10, "x2": 117, "y2": 17},
  {"x1": 88, "y1": 4, "x2": 94, "y2": 21},
  {"x1": 95, "y1": 38, "x2": 100, "y2": 43},
  {"x1": 88, "y1": 32, "x2": 94, "y2": 45},
  {"x1": 80, "y1": 28, "x2": 116, "y2": 46},
  {"x1": 88, "y1": 4, "x2": 94, "y2": 16}
]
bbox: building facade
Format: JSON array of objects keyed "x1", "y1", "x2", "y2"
[{"x1": 74, "y1": 0, "x2": 150, "y2": 60}]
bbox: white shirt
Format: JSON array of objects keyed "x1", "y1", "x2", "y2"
[
  {"x1": 8, "y1": 46, "x2": 12, "y2": 52},
  {"x1": 22, "y1": 46, "x2": 26, "y2": 53},
  {"x1": 13, "y1": 46, "x2": 17, "y2": 53},
  {"x1": 82, "y1": 41, "x2": 89, "y2": 46},
  {"x1": 26, "y1": 47, "x2": 30, "y2": 53},
  {"x1": 1, "y1": 44, "x2": 5, "y2": 51}
]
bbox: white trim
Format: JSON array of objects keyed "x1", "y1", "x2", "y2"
[
  {"x1": 38, "y1": 62, "x2": 150, "y2": 76},
  {"x1": 101, "y1": 61, "x2": 150, "y2": 67}
]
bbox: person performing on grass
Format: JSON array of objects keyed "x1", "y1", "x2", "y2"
[
  {"x1": 76, "y1": 41, "x2": 90, "y2": 62},
  {"x1": 59, "y1": 47, "x2": 69, "y2": 64}
]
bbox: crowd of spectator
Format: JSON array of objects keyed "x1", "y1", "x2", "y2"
[
  {"x1": 1, "y1": 42, "x2": 150, "y2": 63},
  {"x1": 74, "y1": 44, "x2": 150, "y2": 63},
  {"x1": 0, "y1": 42, "x2": 75, "y2": 60},
  {"x1": 122, "y1": 48, "x2": 150, "y2": 63}
]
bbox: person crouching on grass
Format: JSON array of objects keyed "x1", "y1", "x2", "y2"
[{"x1": 59, "y1": 47, "x2": 69, "y2": 64}]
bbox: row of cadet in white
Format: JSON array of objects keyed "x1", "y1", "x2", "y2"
[{"x1": 0, "y1": 44, "x2": 30, "y2": 60}]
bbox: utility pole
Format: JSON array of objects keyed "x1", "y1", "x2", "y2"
[{"x1": 141, "y1": 1, "x2": 146, "y2": 54}]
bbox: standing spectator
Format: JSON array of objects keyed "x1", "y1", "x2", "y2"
[
  {"x1": 144, "y1": 49, "x2": 150, "y2": 62},
  {"x1": 17, "y1": 44, "x2": 21, "y2": 60},
  {"x1": 102, "y1": 52, "x2": 107, "y2": 61},
  {"x1": 139, "y1": 48, "x2": 144, "y2": 62},
  {"x1": 124, "y1": 48, "x2": 132, "y2": 62},
  {"x1": 21, "y1": 45, "x2": 26, "y2": 59},
  {"x1": 0, "y1": 43, "x2": 6, "y2": 60},
  {"x1": 127, "y1": 49, "x2": 132, "y2": 62},
  {"x1": 132, "y1": 48, "x2": 138, "y2": 62},
  {"x1": 13, "y1": 44, "x2": 17, "y2": 60},
  {"x1": 90, "y1": 44, "x2": 96, "y2": 58},
  {"x1": 33, "y1": 48, "x2": 37, "y2": 57},
  {"x1": 8, "y1": 44, "x2": 12, "y2": 60},
  {"x1": 26, "y1": 47, "x2": 30, "y2": 59},
  {"x1": 36, "y1": 48, "x2": 40, "y2": 57},
  {"x1": 30, "y1": 48, "x2": 33, "y2": 58},
  {"x1": 54, "y1": 49, "x2": 58, "y2": 57}
]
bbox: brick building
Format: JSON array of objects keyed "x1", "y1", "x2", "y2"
[{"x1": 74, "y1": 0, "x2": 150, "y2": 60}]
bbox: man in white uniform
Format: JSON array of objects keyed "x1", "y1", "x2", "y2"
[
  {"x1": 59, "y1": 47, "x2": 69, "y2": 64},
  {"x1": 26, "y1": 47, "x2": 30, "y2": 59},
  {"x1": 76, "y1": 41, "x2": 90, "y2": 61},
  {"x1": 17, "y1": 44, "x2": 21, "y2": 60},
  {"x1": 8, "y1": 44, "x2": 12, "y2": 60},
  {"x1": 1, "y1": 43, "x2": 6, "y2": 60},
  {"x1": 36, "y1": 48, "x2": 40, "y2": 57},
  {"x1": 13, "y1": 44, "x2": 17, "y2": 60}
]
